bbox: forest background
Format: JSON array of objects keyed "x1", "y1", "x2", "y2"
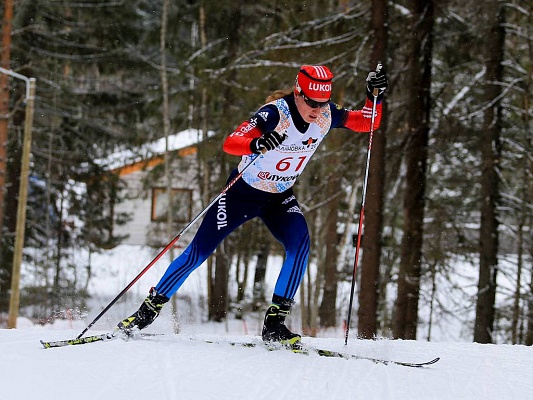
[{"x1": 0, "y1": 0, "x2": 531, "y2": 346}]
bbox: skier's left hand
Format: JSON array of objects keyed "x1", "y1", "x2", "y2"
[{"x1": 366, "y1": 64, "x2": 388, "y2": 101}]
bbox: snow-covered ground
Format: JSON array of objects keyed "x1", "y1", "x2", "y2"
[
  {"x1": 4, "y1": 244, "x2": 532, "y2": 399},
  {"x1": 1, "y1": 320, "x2": 532, "y2": 400}
]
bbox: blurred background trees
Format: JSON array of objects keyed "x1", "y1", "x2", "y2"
[{"x1": 0, "y1": 0, "x2": 531, "y2": 345}]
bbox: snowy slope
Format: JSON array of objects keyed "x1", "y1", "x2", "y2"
[{"x1": 1, "y1": 323, "x2": 532, "y2": 400}]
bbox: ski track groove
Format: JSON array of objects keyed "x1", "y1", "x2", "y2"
[
  {"x1": 343, "y1": 354, "x2": 381, "y2": 396},
  {"x1": 161, "y1": 342, "x2": 179, "y2": 400},
  {"x1": 210, "y1": 340, "x2": 297, "y2": 400},
  {"x1": 178, "y1": 337, "x2": 362, "y2": 400},
  {"x1": 204, "y1": 345, "x2": 264, "y2": 400},
  {"x1": 4, "y1": 329, "x2": 533, "y2": 400},
  {"x1": 401, "y1": 364, "x2": 442, "y2": 400},
  {"x1": 460, "y1": 349, "x2": 499, "y2": 398},
  {"x1": 477, "y1": 348, "x2": 520, "y2": 399},
  {"x1": 172, "y1": 336, "x2": 278, "y2": 400},
  {"x1": 89, "y1": 341, "x2": 154, "y2": 400},
  {"x1": 383, "y1": 363, "x2": 395, "y2": 400},
  {"x1": 329, "y1": 354, "x2": 378, "y2": 398}
]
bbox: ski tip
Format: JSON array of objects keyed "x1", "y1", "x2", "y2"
[
  {"x1": 40, "y1": 340, "x2": 51, "y2": 349},
  {"x1": 402, "y1": 357, "x2": 440, "y2": 368}
]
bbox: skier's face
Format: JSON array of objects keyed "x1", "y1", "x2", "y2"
[{"x1": 295, "y1": 92, "x2": 329, "y2": 123}]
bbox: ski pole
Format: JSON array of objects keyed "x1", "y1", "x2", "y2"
[
  {"x1": 77, "y1": 152, "x2": 263, "y2": 339},
  {"x1": 344, "y1": 63, "x2": 382, "y2": 345}
]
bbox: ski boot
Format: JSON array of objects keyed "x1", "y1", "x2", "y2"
[
  {"x1": 262, "y1": 295, "x2": 302, "y2": 352},
  {"x1": 116, "y1": 287, "x2": 169, "y2": 337}
]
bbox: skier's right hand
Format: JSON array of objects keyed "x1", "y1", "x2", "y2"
[{"x1": 251, "y1": 130, "x2": 287, "y2": 154}]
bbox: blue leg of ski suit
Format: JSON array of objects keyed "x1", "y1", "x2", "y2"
[{"x1": 155, "y1": 169, "x2": 310, "y2": 302}]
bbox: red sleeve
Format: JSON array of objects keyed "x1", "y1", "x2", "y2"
[
  {"x1": 343, "y1": 98, "x2": 382, "y2": 132},
  {"x1": 223, "y1": 120, "x2": 263, "y2": 156}
]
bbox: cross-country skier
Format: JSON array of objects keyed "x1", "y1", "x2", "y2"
[{"x1": 116, "y1": 64, "x2": 388, "y2": 349}]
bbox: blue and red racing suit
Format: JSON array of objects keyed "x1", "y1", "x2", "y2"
[{"x1": 155, "y1": 94, "x2": 381, "y2": 302}]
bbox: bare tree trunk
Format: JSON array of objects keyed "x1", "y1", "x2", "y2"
[
  {"x1": 252, "y1": 227, "x2": 270, "y2": 311},
  {"x1": 0, "y1": 0, "x2": 13, "y2": 249},
  {"x1": 474, "y1": 2, "x2": 504, "y2": 344},
  {"x1": 52, "y1": 190, "x2": 65, "y2": 313},
  {"x1": 207, "y1": 2, "x2": 242, "y2": 322},
  {"x1": 524, "y1": 7, "x2": 533, "y2": 346},
  {"x1": 161, "y1": 0, "x2": 171, "y2": 241},
  {"x1": 0, "y1": 0, "x2": 14, "y2": 312},
  {"x1": 210, "y1": 244, "x2": 229, "y2": 322},
  {"x1": 195, "y1": 1, "x2": 214, "y2": 321},
  {"x1": 527, "y1": 276, "x2": 533, "y2": 346},
  {"x1": 393, "y1": 0, "x2": 434, "y2": 340},
  {"x1": 160, "y1": 0, "x2": 180, "y2": 333},
  {"x1": 235, "y1": 224, "x2": 253, "y2": 310},
  {"x1": 357, "y1": 0, "x2": 388, "y2": 339},
  {"x1": 318, "y1": 140, "x2": 341, "y2": 328},
  {"x1": 526, "y1": 222, "x2": 533, "y2": 345},
  {"x1": 512, "y1": 220, "x2": 523, "y2": 344}
]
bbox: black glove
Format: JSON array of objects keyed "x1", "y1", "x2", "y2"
[
  {"x1": 366, "y1": 63, "x2": 388, "y2": 101},
  {"x1": 251, "y1": 130, "x2": 287, "y2": 154}
]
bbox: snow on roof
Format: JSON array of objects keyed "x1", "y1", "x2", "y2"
[{"x1": 97, "y1": 128, "x2": 212, "y2": 171}]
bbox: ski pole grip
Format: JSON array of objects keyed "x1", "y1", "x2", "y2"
[{"x1": 373, "y1": 61, "x2": 383, "y2": 97}]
